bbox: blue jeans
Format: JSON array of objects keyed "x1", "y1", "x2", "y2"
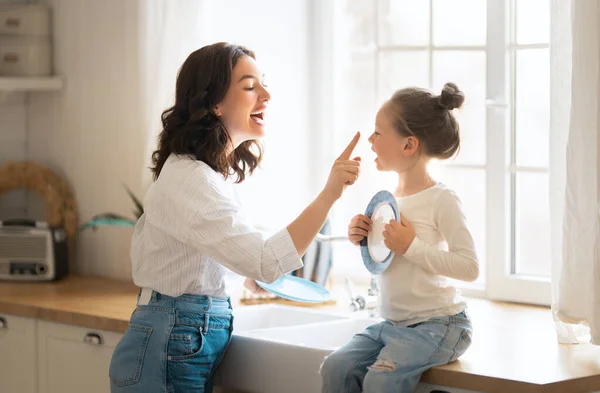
[
  {"x1": 321, "y1": 311, "x2": 472, "y2": 393},
  {"x1": 109, "y1": 290, "x2": 233, "y2": 393}
]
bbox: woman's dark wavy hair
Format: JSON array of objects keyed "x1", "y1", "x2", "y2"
[{"x1": 150, "y1": 42, "x2": 263, "y2": 182}]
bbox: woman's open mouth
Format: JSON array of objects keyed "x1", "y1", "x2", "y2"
[{"x1": 250, "y1": 111, "x2": 264, "y2": 125}]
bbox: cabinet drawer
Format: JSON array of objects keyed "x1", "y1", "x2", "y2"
[
  {"x1": 0, "y1": 36, "x2": 52, "y2": 76},
  {"x1": 37, "y1": 320, "x2": 123, "y2": 393},
  {"x1": 0, "y1": 4, "x2": 51, "y2": 36}
]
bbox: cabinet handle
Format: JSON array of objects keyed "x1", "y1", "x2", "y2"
[
  {"x1": 0, "y1": 317, "x2": 6, "y2": 329},
  {"x1": 3, "y1": 53, "x2": 19, "y2": 63},
  {"x1": 5, "y1": 17, "x2": 21, "y2": 28},
  {"x1": 83, "y1": 332, "x2": 102, "y2": 345}
]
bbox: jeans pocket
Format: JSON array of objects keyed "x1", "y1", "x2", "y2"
[
  {"x1": 109, "y1": 324, "x2": 153, "y2": 387},
  {"x1": 168, "y1": 325, "x2": 204, "y2": 361}
]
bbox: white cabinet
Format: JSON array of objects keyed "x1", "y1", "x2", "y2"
[
  {"x1": 37, "y1": 320, "x2": 123, "y2": 393},
  {"x1": 0, "y1": 313, "x2": 37, "y2": 393}
]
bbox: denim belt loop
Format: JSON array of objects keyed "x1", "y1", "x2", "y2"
[
  {"x1": 137, "y1": 288, "x2": 153, "y2": 306},
  {"x1": 203, "y1": 313, "x2": 210, "y2": 334}
]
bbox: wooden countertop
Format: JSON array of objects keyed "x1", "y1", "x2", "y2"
[
  {"x1": 0, "y1": 275, "x2": 137, "y2": 332},
  {"x1": 423, "y1": 298, "x2": 600, "y2": 393},
  {"x1": 0, "y1": 276, "x2": 599, "y2": 393}
]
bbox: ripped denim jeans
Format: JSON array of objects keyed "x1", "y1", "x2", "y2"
[{"x1": 320, "y1": 311, "x2": 472, "y2": 393}]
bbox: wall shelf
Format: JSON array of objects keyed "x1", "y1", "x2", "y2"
[{"x1": 0, "y1": 76, "x2": 63, "y2": 92}]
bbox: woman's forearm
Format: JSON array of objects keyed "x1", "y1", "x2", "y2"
[{"x1": 286, "y1": 192, "x2": 335, "y2": 256}]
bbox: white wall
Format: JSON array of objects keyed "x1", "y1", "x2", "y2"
[
  {"x1": 0, "y1": 0, "x2": 31, "y2": 219},
  {"x1": 14, "y1": 0, "x2": 312, "y2": 280},
  {"x1": 0, "y1": 96, "x2": 27, "y2": 219},
  {"x1": 27, "y1": 0, "x2": 146, "y2": 278}
]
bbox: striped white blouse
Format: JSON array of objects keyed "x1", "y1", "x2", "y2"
[{"x1": 130, "y1": 154, "x2": 303, "y2": 298}]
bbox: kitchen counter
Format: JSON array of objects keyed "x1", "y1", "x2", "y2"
[
  {"x1": 1, "y1": 276, "x2": 600, "y2": 393},
  {"x1": 0, "y1": 275, "x2": 137, "y2": 332}
]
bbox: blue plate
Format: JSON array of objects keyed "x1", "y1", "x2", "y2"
[
  {"x1": 360, "y1": 190, "x2": 400, "y2": 274},
  {"x1": 256, "y1": 275, "x2": 331, "y2": 303}
]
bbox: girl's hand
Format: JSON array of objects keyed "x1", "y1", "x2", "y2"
[
  {"x1": 243, "y1": 278, "x2": 270, "y2": 295},
  {"x1": 348, "y1": 214, "x2": 372, "y2": 245},
  {"x1": 382, "y1": 213, "x2": 416, "y2": 254},
  {"x1": 321, "y1": 132, "x2": 361, "y2": 203}
]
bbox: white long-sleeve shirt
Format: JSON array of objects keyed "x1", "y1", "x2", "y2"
[
  {"x1": 130, "y1": 154, "x2": 303, "y2": 298},
  {"x1": 379, "y1": 183, "x2": 479, "y2": 326}
]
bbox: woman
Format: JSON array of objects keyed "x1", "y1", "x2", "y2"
[{"x1": 109, "y1": 42, "x2": 361, "y2": 392}]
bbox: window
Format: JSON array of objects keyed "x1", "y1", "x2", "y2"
[{"x1": 321, "y1": 0, "x2": 551, "y2": 305}]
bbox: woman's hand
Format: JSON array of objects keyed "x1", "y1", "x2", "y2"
[
  {"x1": 382, "y1": 213, "x2": 416, "y2": 254},
  {"x1": 321, "y1": 132, "x2": 361, "y2": 203},
  {"x1": 286, "y1": 132, "x2": 361, "y2": 257},
  {"x1": 243, "y1": 278, "x2": 270, "y2": 295},
  {"x1": 348, "y1": 214, "x2": 372, "y2": 245}
]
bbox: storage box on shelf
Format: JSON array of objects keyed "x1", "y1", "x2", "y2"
[
  {"x1": 0, "y1": 3, "x2": 52, "y2": 77},
  {"x1": 0, "y1": 3, "x2": 61, "y2": 98}
]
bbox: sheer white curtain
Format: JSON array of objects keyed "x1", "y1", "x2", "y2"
[
  {"x1": 138, "y1": 0, "x2": 210, "y2": 187},
  {"x1": 550, "y1": 0, "x2": 600, "y2": 345}
]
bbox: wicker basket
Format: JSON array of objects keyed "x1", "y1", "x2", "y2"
[{"x1": 0, "y1": 161, "x2": 78, "y2": 238}]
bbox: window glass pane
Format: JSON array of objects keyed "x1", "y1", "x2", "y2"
[
  {"x1": 428, "y1": 164, "x2": 487, "y2": 283},
  {"x1": 516, "y1": 0, "x2": 550, "y2": 44},
  {"x1": 378, "y1": 50, "x2": 429, "y2": 103},
  {"x1": 433, "y1": 51, "x2": 486, "y2": 165},
  {"x1": 516, "y1": 48, "x2": 549, "y2": 168},
  {"x1": 378, "y1": 0, "x2": 429, "y2": 46},
  {"x1": 342, "y1": 0, "x2": 376, "y2": 49},
  {"x1": 432, "y1": 0, "x2": 486, "y2": 46},
  {"x1": 515, "y1": 172, "x2": 551, "y2": 277},
  {"x1": 334, "y1": 50, "x2": 378, "y2": 148}
]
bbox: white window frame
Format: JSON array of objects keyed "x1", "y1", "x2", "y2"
[
  {"x1": 486, "y1": 0, "x2": 551, "y2": 305},
  {"x1": 311, "y1": 0, "x2": 551, "y2": 305}
]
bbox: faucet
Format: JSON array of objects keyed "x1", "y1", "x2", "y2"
[{"x1": 345, "y1": 276, "x2": 379, "y2": 317}]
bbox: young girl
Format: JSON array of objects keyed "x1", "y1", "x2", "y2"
[
  {"x1": 321, "y1": 83, "x2": 479, "y2": 393},
  {"x1": 108, "y1": 42, "x2": 362, "y2": 393}
]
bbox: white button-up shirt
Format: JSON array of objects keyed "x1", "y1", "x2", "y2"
[{"x1": 130, "y1": 154, "x2": 303, "y2": 298}]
